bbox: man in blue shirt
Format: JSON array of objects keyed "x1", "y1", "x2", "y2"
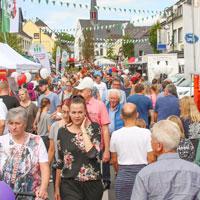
[
  {"x1": 106, "y1": 89, "x2": 124, "y2": 136},
  {"x1": 127, "y1": 84, "x2": 154, "y2": 128},
  {"x1": 131, "y1": 120, "x2": 200, "y2": 200},
  {"x1": 102, "y1": 78, "x2": 126, "y2": 105},
  {"x1": 155, "y1": 84, "x2": 180, "y2": 121},
  {"x1": 37, "y1": 79, "x2": 61, "y2": 115}
]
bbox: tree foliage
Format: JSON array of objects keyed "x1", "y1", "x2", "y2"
[
  {"x1": 149, "y1": 21, "x2": 162, "y2": 53},
  {"x1": 81, "y1": 30, "x2": 95, "y2": 62},
  {"x1": 60, "y1": 33, "x2": 75, "y2": 42},
  {"x1": 82, "y1": 30, "x2": 95, "y2": 62},
  {"x1": 106, "y1": 37, "x2": 115, "y2": 60},
  {"x1": 52, "y1": 33, "x2": 75, "y2": 62},
  {"x1": 122, "y1": 34, "x2": 134, "y2": 59},
  {"x1": 0, "y1": 25, "x2": 23, "y2": 55}
]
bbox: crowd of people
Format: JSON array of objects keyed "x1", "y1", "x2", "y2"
[{"x1": 0, "y1": 67, "x2": 200, "y2": 200}]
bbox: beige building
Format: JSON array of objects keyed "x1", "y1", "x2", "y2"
[{"x1": 23, "y1": 19, "x2": 56, "y2": 54}]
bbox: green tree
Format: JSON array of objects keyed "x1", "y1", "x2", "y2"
[
  {"x1": 81, "y1": 30, "x2": 95, "y2": 62},
  {"x1": 60, "y1": 33, "x2": 75, "y2": 43},
  {"x1": 0, "y1": 25, "x2": 23, "y2": 55},
  {"x1": 149, "y1": 21, "x2": 162, "y2": 53},
  {"x1": 122, "y1": 34, "x2": 134, "y2": 59},
  {"x1": 52, "y1": 33, "x2": 75, "y2": 62},
  {"x1": 106, "y1": 38, "x2": 114, "y2": 59}
]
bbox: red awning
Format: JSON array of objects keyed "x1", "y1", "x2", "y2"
[
  {"x1": 128, "y1": 57, "x2": 135, "y2": 63},
  {"x1": 68, "y1": 58, "x2": 75, "y2": 62}
]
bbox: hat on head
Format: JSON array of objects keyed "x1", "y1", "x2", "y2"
[
  {"x1": 38, "y1": 79, "x2": 48, "y2": 86},
  {"x1": 93, "y1": 71, "x2": 102, "y2": 77},
  {"x1": 75, "y1": 77, "x2": 94, "y2": 90}
]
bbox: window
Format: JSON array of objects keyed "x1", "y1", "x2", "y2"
[
  {"x1": 167, "y1": 32, "x2": 170, "y2": 45},
  {"x1": 96, "y1": 51, "x2": 99, "y2": 56},
  {"x1": 173, "y1": 29, "x2": 177, "y2": 43},
  {"x1": 94, "y1": 12, "x2": 97, "y2": 19},
  {"x1": 177, "y1": 6, "x2": 183, "y2": 16},
  {"x1": 139, "y1": 50, "x2": 144, "y2": 56},
  {"x1": 178, "y1": 27, "x2": 183, "y2": 43},
  {"x1": 100, "y1": 48, "x2": 103, "y2": 56},
  {"x1": 34, "y1": 33, "x2": 40, "y2": 39}
]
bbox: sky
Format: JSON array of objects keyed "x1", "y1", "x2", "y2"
[{"x1": 18, "y1": 0, "x2": 178, "y2": 34}]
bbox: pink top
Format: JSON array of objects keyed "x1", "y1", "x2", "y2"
[
  {"x1": 148, "y1": 94, "x2": 157, "y2": 108},
  {"x1": 86, "y1": 97, "x2": 110, "y2": 150}
]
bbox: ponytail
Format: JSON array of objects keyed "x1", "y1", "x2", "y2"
[{"x1": 38, "y1": 98, "x2": 50, "y2": 121}]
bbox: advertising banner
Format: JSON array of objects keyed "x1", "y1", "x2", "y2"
[
  {"x1": 56, "y1": 46, "x2": 60, "y2": 76},
  {"x1": 61, "y1": 50, "x2": 68, "y2": 76},
  {"x1": 29, "y1": 42, "x2": 51, "y2": 73},
  {"x1": 183, "y1": 5, "x2": 200, "y2": 78}
]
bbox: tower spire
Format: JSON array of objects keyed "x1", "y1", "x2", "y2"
[{"x1": 90, "y1": 0, "x2": 98, "y2": 25}]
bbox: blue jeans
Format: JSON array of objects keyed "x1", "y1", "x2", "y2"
[{"x1": 100, "y1": 150, "x2": 111, "y2": 183}]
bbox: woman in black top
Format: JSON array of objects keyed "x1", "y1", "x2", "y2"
[
  {"x1": 180, "y1": 96, "x2": 200, "y2": 154},
  {"x1": 55, "y1": 96, "x2": 103, "y2": 200}
]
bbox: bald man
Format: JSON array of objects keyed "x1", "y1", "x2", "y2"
[{"x1": 110, "y1": 103, "x2": 155, "y2": 200}]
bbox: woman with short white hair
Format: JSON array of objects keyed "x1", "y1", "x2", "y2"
[{"x1": 0, "y1": 107, "x2": 49, "y2": 199}]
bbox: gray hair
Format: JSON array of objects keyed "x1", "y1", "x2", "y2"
[
  {"x1": 108, "y1": 89, "x2": 122, "y2": 102},
  {"x1": 152, "y1": 120, "x2": 181, "y2": 151},
  {"x1": 165, "y1": 84, "x2": 177, "y2": 95},
  {"x1": 6, "y1": 107, "x2": 28, "y2": 124}
]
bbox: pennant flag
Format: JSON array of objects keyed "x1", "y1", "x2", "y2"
[
  {"x1": 52, "y1": 1, "x2": 55, "y2": 5},
  {"x1": 66, "y1": 3, "x2": 69, "y2": 7}
]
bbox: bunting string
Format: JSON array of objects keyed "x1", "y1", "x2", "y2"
[{"x1": 20, "y1": 0, "x2": 169, "y2": 15}]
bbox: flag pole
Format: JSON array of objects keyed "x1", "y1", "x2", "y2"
[
  {"x1": 3, "y1": 33, "x2": 7, "y2": 43},
  {"x1": 192, "y1": 0, "x2": 196, "y2": 72}
]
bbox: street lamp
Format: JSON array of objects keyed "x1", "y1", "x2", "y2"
[{"x1": 162, "y1": 7, "x2": 175, "y2": 52}]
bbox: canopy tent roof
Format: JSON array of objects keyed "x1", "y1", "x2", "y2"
[
  {"x1": 0, "y1": 42, "x2": 41, "y2": 70},
  {"x1": 94, "y1": 58, "x2": 116, "y2": 65},
  {"x1": 128, "y1": 57, "x2": 135, "y2": 64}
]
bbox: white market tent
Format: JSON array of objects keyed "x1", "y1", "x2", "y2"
[
  {"x1": 0, "y1": 42, "x2": 41, "y2": 70},
  {"x1": 94, "y1": 58, "x2": 116, "y2": 65}
]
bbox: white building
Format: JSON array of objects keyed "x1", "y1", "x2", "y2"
[
  {"x1": 74, "y1": 0, "x2": 136, "y2": 61},
  {"x1": 160, "y1": 0, "x2": 200, "y2": 57}
]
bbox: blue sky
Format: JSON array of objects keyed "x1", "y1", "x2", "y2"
[{"x1": 18, "y1": 0, "x2": 177, "y2": 34}]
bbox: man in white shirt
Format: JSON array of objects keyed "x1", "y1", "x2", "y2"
[
  {"x1": 110, "y1": 103, "x2": 155, "y2": 200},
  {"x1": 0, "y1": 99, "x2": 8, "y2": 135},
  {"x1": 94, "y1": 74, "x2": 107, "y2": 100}
]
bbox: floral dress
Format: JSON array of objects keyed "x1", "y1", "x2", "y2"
[{"x1": 56, "y1": 122, "x2": 101, "y2": 181}]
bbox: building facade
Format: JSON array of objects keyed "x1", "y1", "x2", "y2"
[
  {"x1": 159, "y1": 0, "x2": 200, "y2": 58},
  {"x1": 74, "y1": 0, "x2": 153, "y2": 61},
  {"x1": 23, "y1": 19, "x2": 56, "y2": 54}
]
